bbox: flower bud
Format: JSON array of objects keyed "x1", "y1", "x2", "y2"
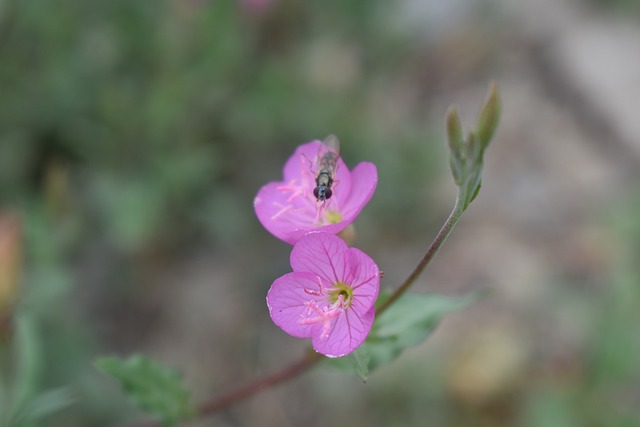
[
  {"x1": 474, "y1": 82, "x2": 501, "y2": 152},
  {"x1": 446, "y1": 107, "x2": 465, "y2": 185}
]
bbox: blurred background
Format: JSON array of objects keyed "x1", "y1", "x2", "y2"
[{"x1": 1, "y1": 0, "x2": 640, "y2": 425}]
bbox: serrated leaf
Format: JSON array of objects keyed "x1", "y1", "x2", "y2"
[{"x1": 95, "y1": 355, "x2": 194, "y2": 427}]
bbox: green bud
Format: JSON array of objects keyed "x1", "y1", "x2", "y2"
[
  {"x1": 475, "y1": 82, "x2": 501, "y2": 151},
  {"x1": 467, "y1": 131, "x2": 482, "y2": 167},
  {"x1": 446, "y1": 107, "x2": 465, "y2": 185},
  {"x1": 443, "y1": 82, "x2": 500, "y2": 212},
  {"x1": 446, "y1": 107, "x2": 464, "y2": 156}
]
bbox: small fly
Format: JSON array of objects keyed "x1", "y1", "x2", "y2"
[{"x1": 313, "y1": 135, "x2": 340, "y2": 202}]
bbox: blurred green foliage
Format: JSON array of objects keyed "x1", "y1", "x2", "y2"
[
  {"x1": 95, "y1": 355, "x2": 193, "y2": 426},
  {"x1": 0, "y1": 1, "x2": 444, "y2": 425},
  {"x1": 326, "y1": 291, "x2": 480, "y2": 381},
  {"x1": 0, "y1": 0, "x2": 442, "y2": 251}
]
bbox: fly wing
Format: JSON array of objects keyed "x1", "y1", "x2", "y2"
[
  {"x1": 316, "y1": 134, "x2": 340, "y2": 175},
  {"x1": 322, "y1": 134, "x2": 340, "y2": 156}
]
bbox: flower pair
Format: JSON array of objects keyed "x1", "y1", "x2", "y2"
[{"x1": 254, "y1": 139, "x2": 379, "y2": 357}]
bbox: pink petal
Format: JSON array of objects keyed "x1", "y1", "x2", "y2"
[
  {"x1": 282, "y1": 222, "x2": 352, "y2": 246},
  {"x1": 253, "y1": 141, "x2": 362, "y2": 245},
  {"x1": 282, "y1": 141, "x2": 321, "y2": 183},
  {"x1": 311, "y1": 305, "x2": 375, "y2": 358},
  {"x1": 266, "y1": 272, "x2": 327, "y2": 338},
  {"x1": 343, "y1": 247, "x2": 380, "y2": 314},
  {"x1": 254, "y1": 182, "x2": 317, "y2": 244},
  {"x1": 290, "y1": 232, "x2": 348, "y2": 284},
  {"x1": 337, "y1": 162, "x2": 377, "y2": 219}
]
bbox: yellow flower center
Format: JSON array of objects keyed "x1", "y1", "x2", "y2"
[
  {"x1": 328, "y1": 282, "x2": 353, "y2": 308},
  {"x1": 325, "y1": 210, "x2": 343, "y2": 224}
]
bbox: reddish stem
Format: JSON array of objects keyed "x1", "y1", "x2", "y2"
[
  {"x1": 196, "y1": 350, "x2": 321, "y2": 417},
  {"x1": 124, "y1": 350, "x2": 322, "y2": 427}
]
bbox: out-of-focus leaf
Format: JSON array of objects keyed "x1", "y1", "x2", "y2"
[
  {"x1": 95, "y1": 354, "x2": 194, "y2": 427},
  {"x1": 0, "y1": 374, "x2": 7, "y2": 426},
  {"x1": 365, "y1": 292, "x2": 479, "y2": 371},
  {"x1": 324, "y1": 346, "x2": 370, "y2": 382},
  {"x1": 326, "y1": 292, "x2": 480, "y2": 376},
  {"x1": 13, "y1": 314, "x2": 41, "y2": 417},
  {"x1": 346, "y1": 347, "x2": 370, "y2": 382},
  {"x1": 14, "y1": 388, "x2": 75, "y2": 425},
  {"x1": 0, "y1": 314, "x2": 69, "y2": 426}
]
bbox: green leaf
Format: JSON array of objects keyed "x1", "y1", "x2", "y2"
[
  {"x1": 325, "y1": 292, "x2": 482, "y2": 377},
  {"x1": 324, "y1": 347, "x2": 370, "y2": 382},
  {"x1": 1, "y1": 315, "x2": 72, "y2": 426},
  {"x1": 15, "y1": 388, "x2": 75, "y2": 424},
  {"x1": 95, "y1": 355, "x2": 194, "y2": 427},
  {"x1": 365, "y1": 292, "x2": 480, "y2": 371},
  {"x1": 375, "y1": 292, "x2": 477, "y2": 337},
  {"x1": 13, "y1": 314, "x2": 42, "y2": 417},
  {"x1": 347, "y1": 347, "x2": 370, "y2": 382}
]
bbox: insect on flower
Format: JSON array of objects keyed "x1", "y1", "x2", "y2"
[
  {"x1": 253, "y1": 139, "x2": 378, "y2": 245},
  {"x1": 313, "y1": 135, "x2": 340, "y2": 203}
]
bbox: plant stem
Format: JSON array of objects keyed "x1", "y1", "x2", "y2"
[
  {"x1": 376, "y1": 194, "x2": 465, "y2": 315},
  {"x1": 195, "y1": 349, "x2": 322, "y2": 417},
  {"x1": 123, "y1": 194, "x2": 466, "y2": 427},
  {"x1": 124, "y1": 350, "x2": 323, "y2": 427}
]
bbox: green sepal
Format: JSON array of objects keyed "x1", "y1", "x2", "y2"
[{"x1": 468, "y1": 180, "x2": 482, "y2": 206}]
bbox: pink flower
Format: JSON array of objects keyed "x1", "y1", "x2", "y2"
[
  {"x1": 254, "y1": 140, "x2": 377, "y2": 245},
  {"x1": 266, "y1": 232, "x2": 380, "y2": 357}
]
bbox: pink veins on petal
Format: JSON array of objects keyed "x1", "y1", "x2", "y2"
[
  {"x1": 266, "y1": 232, "x2": 380, "y2": 357},
  {"x1": 254, "y1": 140, "x2": 378, "y2": 245}
]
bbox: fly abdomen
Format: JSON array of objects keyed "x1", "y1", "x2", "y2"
[
  {"x1": 318, "y1": 151, "x2": 338, "y2": 173},
  {"x1": 313, "y1": 135, "x2": 340, "y2": 202},
  {"x1": 314, "y1": 171, "x2": 334, "y2": 201}
]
